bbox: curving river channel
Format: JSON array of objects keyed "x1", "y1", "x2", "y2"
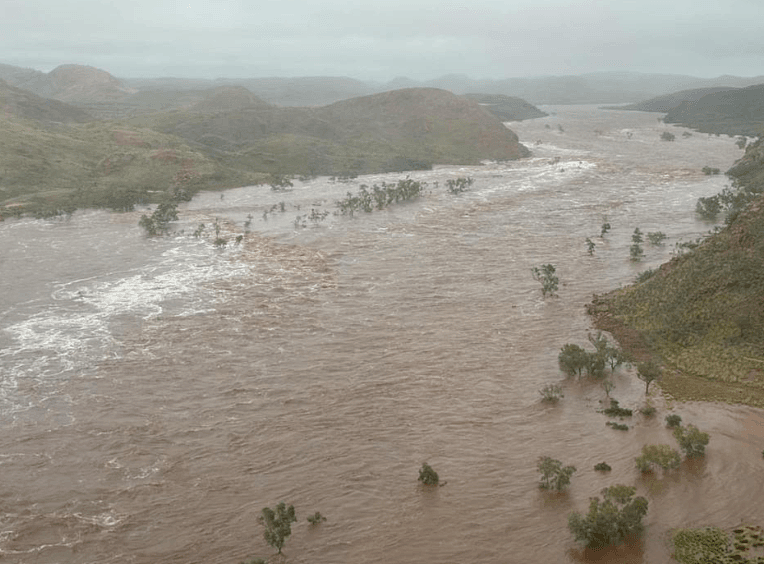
[{"x1": 1, "y1": 105, "x2": 763, "y2": 564}]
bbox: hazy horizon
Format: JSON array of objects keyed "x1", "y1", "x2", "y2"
[{"x1": 3, "y1": 0, "x2": 764, "y2": 82}]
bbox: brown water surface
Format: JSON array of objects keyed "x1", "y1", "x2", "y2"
[{"x1": 1, "y1": 106, "x2": 763, "y2": 563}]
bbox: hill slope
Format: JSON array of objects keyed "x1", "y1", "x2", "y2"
[
  {"x1": 0, "y1": 112, "x2": 261, "y2": 217},
  {"x1": 0, "y1": 79, "x2": 93, "y2": 123},
  {"x1": 590, "y1": 140, "x2": 764, "y2": 405},
  {"x1": 127, "y1": 87, "x2": 529, "y2": 176},
  {"x1": 662, "y1": 84, "x2": 764, "y2": 136},
  {"x1": 461, "y1": 93, "x2": 547, "y2": 121},
  {"x1": 603, "y1": 87, "x2": 738, "y2": 112}
]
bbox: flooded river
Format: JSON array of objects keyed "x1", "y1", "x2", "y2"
[{"x1": 2, "y1": 106, "x2": 763, "y2": 563}]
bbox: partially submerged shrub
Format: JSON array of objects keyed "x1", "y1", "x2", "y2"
[
  {"x1": 635, "y1": 444, "x2": 681, "y2": 472},
  {"x1": 558, "y1": 334, "x2": 625, "y2": 379},
  {"x1": 647, "y1": 231, "x2": 667, "y2": 245},
  {"x1": 603, "y1": 399, "x2": 632, "y2": 418},
  {"x1": 445, "y1": 176, "x2": 474, "y2": 194},
  {"x1": 418, "y1": 462, "x2": 439, "y2": 485},
  {"x1": 539, "y1": 383, "x2": 564, "y2": 403},
  {"x1": 661, "y1": 131, "x2": 676, "y2": 141},
  {"x1": 568, "y1": 485, "x2": 648, "y2": 548},
  {"x1": 606, "y1": 421, "x2": 629, "y2": 431},
  {"x1": 673, "y1": 424, "x2": 710, "y2": 457},
  {"x1": 594, "y1": 462, "x2": 612, "y2": 472},
  {"x1": 639, "y1": 404, "x2": 657, "y2": 417},
  {"x1": 630, "y1": 228, "x2": 644, "y2": 261},
  {"x1": 696, "y1": 195, "x2": 722, "y2": 220},
  {"x1": 665, "y1": 414, "x2": 682, "y2": 428},
  {"x1": 307, "y1": 511, "x2": 327, "y2": 525},
  {"x1": 558, "y1": 343, "x2": 589, "y2": 377},
  {"x1": 537, "y1": 456, "x2": 577, "y2": 491},
  {"x1": 531, "y1": 264, "x2": 559, "y2": 297},
  {"x1": 139, "y1": 200, "x2": 178, "y2": 236}
]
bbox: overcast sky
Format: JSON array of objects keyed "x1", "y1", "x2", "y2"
[{"x1": 3, "y1": 0, "x2": 763, "y2": 81}]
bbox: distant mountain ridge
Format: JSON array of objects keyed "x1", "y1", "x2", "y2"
[{"x1": 5, "y1": 62, "x2": 763, "y2": 108}]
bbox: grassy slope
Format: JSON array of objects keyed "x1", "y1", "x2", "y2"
[
  {"x1": 663, "y1": 84, "x2": 764, "y2": 136},
  {"x1": 602, "y1": 87, "x2": 738, "y2": 112},
  {"x1": 126, "y1": 87, "x2": 530, "y2": 177},
  {"x1": 0, "y1": 114, "x2": 262, "y2": 215},
  {"x1": 590, "y1": 140, "x2": 764, "y2": 405}
]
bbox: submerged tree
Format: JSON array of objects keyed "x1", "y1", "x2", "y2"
[
  {"x1": 418, "y1": 462, "x2": 440, "y2": 486},
  {"x1": 630, "y1": 228, "x2": 644, "y2": 261},
  {"x1": 673, "y1": 424, "x2": 710, "y2": 457},
  {"x1": 260, "y1": 502, "x2": 297, "y2": 554},
  {"x1": 558, "y1": 344, "x2": 589, "y2": 377},
  {"x1": 635, "y1": 444, "x2": 681, "y2": 472},
  {"x1": 568, "y1": 485, "x2": 648, "y2": 548},
  {"x1": 531, "y1": 264, "x2": 559, "y2": 297},
  {"x1": 138, "y1": 200, "x2": 178, "y2": 236},
  {"x1": 537, "y1": 456, "x2": 576, "y2": 491}
]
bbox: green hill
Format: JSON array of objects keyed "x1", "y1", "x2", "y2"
[
  {"x1": 0, "y1": 110, "x2": 260, "y2": 217},
  {"x1": 1, "y1": 84, "x2": 529, "y2": 217},
  {"x1": 126, "y1": 87, "x2": 530, "y2": 176},
  {"x1": 590, "y1": 140, "x2": 764, "y2": 406},
  {"x1": 662, "y1": 84, "x2": 764, "y2": 136}
]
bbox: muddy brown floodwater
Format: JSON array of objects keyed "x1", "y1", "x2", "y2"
[{"x1": 2, "y1": 106, "x2": 763, "y2": 564}]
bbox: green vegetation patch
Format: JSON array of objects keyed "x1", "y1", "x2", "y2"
[{"x1": 672, "y1": 525, "x2": 764, "y2": 564}]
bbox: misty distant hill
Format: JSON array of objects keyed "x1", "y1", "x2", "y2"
[
  {"x1": 461, "y1": 93, "x2": 547, "y2": 121},
  {"x1": 0, "y1": 79, "x2": 93, "y2": 123},
  {"x1": 0, "y1": 63, "x2": 135, "y2": 102},
  {"x1": 602, "y1": 87, "x2": 739, "y2": 112},
  {"x1": 386, "y1": 71, "x2": 764, "y2": 105},
  {"x1": 4, "y1": 61, "x2": 764, "y2": 109},
  {"x1": 662, "y1": 84, "x2": 764, "y2": 136},
  {"x1": 126, "y1": 87, "x2": 529, "y2": 175},
  {"x1": 189, "y1": 86, "x2": 271, "y2": 113}
]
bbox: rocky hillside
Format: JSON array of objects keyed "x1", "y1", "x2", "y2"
[
  {"x1": 663, "y1": 84, "x2": 764, "y2": 136},
  {"x1": 590, "y1": 139, "x2": 764, "y2": 406}
]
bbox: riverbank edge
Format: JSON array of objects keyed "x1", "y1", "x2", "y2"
[{"x1": 587, "y1": 294, "x2": 764, "y2": 408}]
